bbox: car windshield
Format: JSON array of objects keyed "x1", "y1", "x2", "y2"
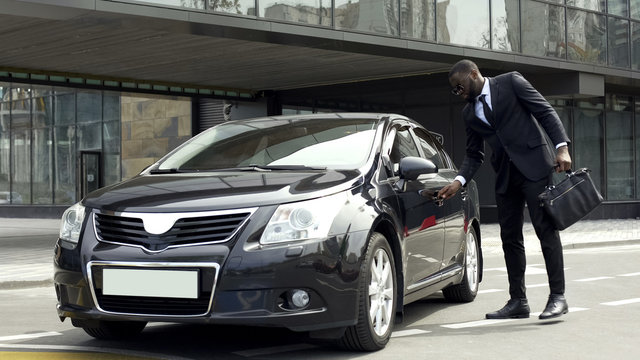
[{"x1": 155, "y1": 116, "x2": 380, "y2": 172}]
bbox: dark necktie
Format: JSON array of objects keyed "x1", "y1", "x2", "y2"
[{"x1": 479, "y1": 94, "x2": 495, "y2": 127}]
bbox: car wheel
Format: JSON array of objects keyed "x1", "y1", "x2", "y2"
[
  {"x1": 443, "y1": 226, "x2": 479, "y2": 302},
  {"x1": 81, "y1": 320, "x2": 147, "y2": 340},
  {"x1": 339, "y1": 232, "x2": 396, "y2": 351}
]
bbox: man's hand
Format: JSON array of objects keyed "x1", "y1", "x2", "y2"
[
  {"x1": 438, "y1": 180, "x2": 462, "y2": 200},
  {"x1": 555, "y1": 145, "x2": 572, "y2": 173}
]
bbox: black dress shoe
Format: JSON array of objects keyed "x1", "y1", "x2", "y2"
[
  {"x1": 539, "y1": 294, "x2": 568, "y2": 320},
  {"x1": 486, "y1": 298, "x2": 530, "y2": 319}
]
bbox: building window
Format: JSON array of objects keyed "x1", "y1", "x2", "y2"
[
  {"x1": 335, "y1": 0, "x2": 400, "y2": 36},
  {"x1": 609, "y1": 0, "x2": 629, "y2": 17},
  {"x1": 522, "y1": 1, "x2": 566, "y2": 59},
  {"x1": 261, "y1": 0, "x2": 331, "y2": 26},
  {"x1": 436, "y1": 0, "x2": 490, "y2": 48},
  {"x1": 567, "y1": 9, "x2": 607, "y2": 64},
  {"x1": 566, "y1": 0, "x2": 605, "y2": 12},
  {"x1": 606, "y1": 95, "x2": 634, "y2": 200},
  {"x1": 492, "y1": 0, "x2": 520, "y2": 52},
  {"x1": 0, "y1": 83, "x2": 121, "y2": 206},
  {"x1": 209, "y1": 0, "x2": 256, "y2": 15},
  {"x1": 400, "y1": 0, "x2": 435, "y2": 41},
  {"x1": 609, "y1": 17, "x2": 630, "y2": 68},
  {"x1": 574, "y1": 98, "x2": 605, "y2": 196}
]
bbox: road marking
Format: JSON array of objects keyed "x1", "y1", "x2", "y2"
[
  {"x1": 574, "y1": 276, "x2": 614, "y2": 282},
  {"x1": 0, "y1": 344, "x2": 190, "y2": 360},
  {"x1": 441, "y1": 319, "x2": 517, "y2": 329},
  {"x1": 619, "y1": 272, "x2": 640, "y2": 277},
  {"x1": 478, "y1": 288, "x2": 504, "y2": 294},
  {"x1": 0, "y1": 332, "x2": 61, "y2": 342},
  {"x1": 526, "y1": 283, "x2": 548, "y2": 288},
  {"x1": 391, "y1": 329, "x2": 431, "y2": 338},
  {"x1": 602, "y1": 298, "x2": 640, "y2": 306},
  {"x1": 232, "y1": 344, "x2": 317, "y2": 357}
]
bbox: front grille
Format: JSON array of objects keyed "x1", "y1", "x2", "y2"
[{"x1": 93, "y1": 209, "x2": 254, "y2": 252}]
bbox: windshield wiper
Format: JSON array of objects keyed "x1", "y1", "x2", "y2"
[
  {"x1": 215, "y1": 165, "x2": 327, "y2": 172},
  {"x1": 149, "y1": 168, "x2": 187, "y2": 174}
]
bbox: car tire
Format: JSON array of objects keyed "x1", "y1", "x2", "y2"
[
  {"x1": 443, "y1": 226, "x2": 479, "y2": 303},
  {"x1": 339, "y1": 232, "x2": 396, "y2": 351},
  {"x1": 81, "y1": 320, "x2": 147, "y2": 340}
]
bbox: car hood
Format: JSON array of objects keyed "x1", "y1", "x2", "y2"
[{"x1": 82, "y1": 170, "x2": 363, "y2": 212}]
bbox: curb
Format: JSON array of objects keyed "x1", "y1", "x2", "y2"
[{"x1": 0, "y1": 279, "x2": 53, "y2": 290}]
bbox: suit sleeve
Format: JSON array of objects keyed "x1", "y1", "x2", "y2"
[
  {"x1": 510, "y1": 72, "x2": 570, "y2": 146},
  {"x1": 457, "y1": 108, "x2": 485, "y2": 183}
]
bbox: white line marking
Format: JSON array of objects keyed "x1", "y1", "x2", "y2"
[
  {"x1": 478, "y1": 289, "x2": 504, "y2": 294},
  {"x1": 574, "y1": 276, "x2": 614, "y2": 282},
  {"x1": 442, "y1": 319, "x2": 517, "y2": 329},
  {"x1": 391, "y1": 329, "x2": 431, "y2": 338},
  {"x1": 526, "y1": 283, "x2": 548, "y2": 288},
  {"x1": 0, "y1": 332, "x2": 62, "y2": 342},
  {"x1": 619, "y1": 272, "x2": 640, "y2": 277},
  {"x1": 602, "y1": 298, "x2": 640, "y2": 306},
  {"x1": 233, "y1": 343, "x2": 317, "y2": 357}
]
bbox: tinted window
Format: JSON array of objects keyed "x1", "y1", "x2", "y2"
[{"x1": 412, "y1": 128, "x2": 446, "y2": 170}]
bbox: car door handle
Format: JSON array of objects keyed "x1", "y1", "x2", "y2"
[{"x1": 419, "y1": 189, "x2": 444, "y2": 207}]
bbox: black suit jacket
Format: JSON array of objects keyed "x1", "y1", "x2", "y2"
[{"x1": 457, "y1": 72, "x2": 570, "y2": 194}]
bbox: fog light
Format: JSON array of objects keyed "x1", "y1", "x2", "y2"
[{"x1": 290, "y1": 289, "x2": 310, "y2": 309}]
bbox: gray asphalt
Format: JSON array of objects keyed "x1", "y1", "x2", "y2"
[{"x1": 1, "y1": 217, "x2": 639, "y2": 289}]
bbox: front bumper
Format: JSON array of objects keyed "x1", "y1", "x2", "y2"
[{"x1": 54, "y1": 208, "x2": 369, "y2": 332}]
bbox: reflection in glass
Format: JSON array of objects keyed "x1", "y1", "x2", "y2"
[
  {"x1": 335, "y1": 0, "x2": 399, "y2": 36},
  {"x1": 522, "y1": 1, "x2": 565, "y2": 58},
  {"x1": 632, "y1": 21, "x2": 640, "y2": 69},
  {"x1": 606, "y1": 95, "x2": 633, "y2": 200},
  {"x1": 77, "y1": 92, "x2": 102, "y2": 123},
  {"x1": 633, "y1": 0, "x2": 640, "y2": 19},
  {"x1": 608, "y1": 18, "x2": 629, "y2": 68},
  {"x1": 11, "y1": 127, "x2": 30, "y2": 204},
  {"x1": 567, "y1": 9, "x2": 606, "y2": 64},
  {"x1": 436, "y1": 0, "x2": 489, "y2": 48},
  {"x1": 492, "y1": 0, "x2": 519, "y2": 51},
  {"x1": 401, "y1": 0, "x2": 435, "y2": 41},
  {"x1": 574, "y1": 100, "x2": 604, "y2": 194},
  {"x1": 608, "y1": 0, "x2": 629, "y2": 16},
  {"x1": 135, "y1": 0, "x2": 205, "y2": 9},
  {"x1": 32, "y1": 127, "x2": 53, "y2": 204},
  {"x1": 55, "y1": 91, "x2": 75, "y2": 126},
  {"x1": 566, "y1": 0, "x2": 605, "y2": 11},
  {"x1": 261, "y1": 0, "x2": 331, "y2": 26},
  {"x1": 209, "y1": 0, "x2": 255, "y2": 14},
  {"x1": 54, "y1": 126, "x2": 76, "y2": 204},
  {"x1": 0, "y1": 84, "x2": 8, "y2": 199}
]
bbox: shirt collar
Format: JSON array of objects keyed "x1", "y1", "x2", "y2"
[{"x1": 475, "y1": 78, "x2": 491, "y2": 102}]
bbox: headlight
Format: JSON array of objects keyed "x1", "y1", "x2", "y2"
[
  {"x1": 59, "y1": 203, "x2": 86, "y2": 246},
  {"x1": 260, "y1": 193, "x2": 346, "y2": 245}
]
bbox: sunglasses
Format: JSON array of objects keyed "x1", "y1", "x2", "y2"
[{"x1": 451, "y1": 72, "x2": 472, "y2": 96}]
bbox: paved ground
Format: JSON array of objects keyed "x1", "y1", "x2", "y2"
[{"x1": 1, "y1": 217, "x2": 639, "y2": 289}]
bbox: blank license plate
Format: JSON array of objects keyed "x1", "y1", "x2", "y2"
[{"x1": 102, "y1": 268, "x2": 199, "y2": 299}]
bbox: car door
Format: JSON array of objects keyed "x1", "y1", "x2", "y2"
[
  {"x1": 384, "y1": 123, "x2": 446, "y2": 289},
  {"x1": 413, "y1": 128, "x2": 466, "y2": 271}
]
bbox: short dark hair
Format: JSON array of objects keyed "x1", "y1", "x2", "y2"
[{"x1": 449, "y1": 59, "x2": 478, "y2": 79}]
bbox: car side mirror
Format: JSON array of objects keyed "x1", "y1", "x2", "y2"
[{"x1": 399, "y1": 157, "x2": 438, "y2": 181}]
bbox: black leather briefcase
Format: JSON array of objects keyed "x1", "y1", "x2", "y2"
[{"x1": 538, "y1": 168, "x2": 603, "y2": 231}]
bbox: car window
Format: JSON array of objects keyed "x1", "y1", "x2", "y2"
[
  {"x1": 412, "y1": 128, "x2": 446, "y2": 170},
  {"x1": 388, "y1": 127, "x2": 420, "y2": 174}
]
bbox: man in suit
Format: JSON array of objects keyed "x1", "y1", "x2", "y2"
[{"x1": 438, "y1": 59, "x2": 572, "y2": 320}]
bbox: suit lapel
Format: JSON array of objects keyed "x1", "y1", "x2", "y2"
[{"x1": 489, "y1": 77, "x2": 499, "y2": 126}]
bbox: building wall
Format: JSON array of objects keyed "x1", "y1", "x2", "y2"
[{"x1": 121, "y1": 94, "x2": 192, "y2": 179}]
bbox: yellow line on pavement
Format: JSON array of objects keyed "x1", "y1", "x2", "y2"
[{"x1": 0, "y1": 352, "x2": 156, "y2": 359}]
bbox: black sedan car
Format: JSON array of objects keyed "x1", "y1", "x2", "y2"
[{"x1": 54, "y1": 113, "x2": 482, "y2": 351}]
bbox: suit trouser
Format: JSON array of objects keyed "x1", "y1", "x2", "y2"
[{"x1": 495, "y1": 163, "x2": 565, "y2": 300}]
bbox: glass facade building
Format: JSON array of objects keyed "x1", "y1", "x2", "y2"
[{"x1": 0, "y1": 83, "x2": 120, "y2": 207}]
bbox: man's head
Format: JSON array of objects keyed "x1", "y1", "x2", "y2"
[{"x1": 449, "y1": 59, "x2": 484, "y2": 103}]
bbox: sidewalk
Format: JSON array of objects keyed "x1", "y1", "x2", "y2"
[{"x1": 0, "y1": 217, "x2": 639, "y2": 289}]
